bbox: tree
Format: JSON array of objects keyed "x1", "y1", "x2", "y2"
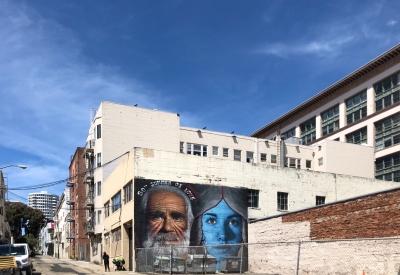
[{"x1": 6, "y1": 202, "x2": 46, "y2": 242}]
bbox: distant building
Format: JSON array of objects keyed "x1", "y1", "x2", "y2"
[
  {"x1": 28, "y1": 191, "x2": 59, "y2": 220},
  {"x1": 251, "y1": 43, "x2": 400, "y2": 183}
]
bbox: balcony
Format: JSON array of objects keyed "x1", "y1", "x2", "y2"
[
  {"x1": 66, "y1": 230, "x2": 75, "y2": 239},
  {"x1": 65, "y1": 212, "x2": 75, "y2": 223},
  {"x1": 84, "y1": 196, "x2": 94, "y2": 209},
  {"x1": 83, "y1": 139, "x2": 95, "y2": 157},
  {"x1": 66, "y1": 181, "x2": 74, "y2": 187},
  {"x1": 84, "y1": 222, "x2": 95, "y2": 235},
  {"x1": 84, "y1": 169, "x2": 94, "y2": 184},
  {"x1": 66, "y1": 197, "x2": 75, "y2": 205}
]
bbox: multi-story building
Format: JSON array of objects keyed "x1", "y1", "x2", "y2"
[
  {"x1": 53, "y1": 189, "x2": 69, "y2": 259},
  {"x1": 27, "y1": 191, "x2": 59, "y2": 220},
  {"x1": 39, "y1": 222, "x2": 54, "y2": 256},
  {"x1": 250, "y1": 43, "x2": 400, "y2": 183},
  {"x1": 66, "y1": 147, "x2": 90, "y2": 261},
  {"x1": 0, "y1": 170, "x2": 11, "y2": 244},
  {"x1": 84, "y1": 100, "x2": 385, "y2": 263}
]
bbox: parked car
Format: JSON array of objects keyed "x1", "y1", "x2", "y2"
[{"x1": 0, "y1": 244, "x2": 33, "y2": 275}]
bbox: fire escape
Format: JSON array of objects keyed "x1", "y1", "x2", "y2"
[
  {"x1": 65, "y1": 182, "x2": 75, "y2": 242},
  {"x1": 83, "y1": 139, "x2": 95, "y2": 236}
]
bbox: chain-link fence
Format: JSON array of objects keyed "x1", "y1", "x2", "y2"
[{"x1": 136, "y1": 238, "x2": 400, "y2": 274}]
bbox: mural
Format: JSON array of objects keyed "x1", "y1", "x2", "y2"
[{"x1": 134, "y1": 179, "x2": 248, "y2": 272}]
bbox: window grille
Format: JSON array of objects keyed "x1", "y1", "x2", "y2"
[
  {"x1": 346, "y1": 127, "x2": 367, "y2": 145},
  {"x1": 316, "y1": 196, "x2": 326, "y2": 205},
  {"x1": 223, "y1": 148, "x2": 229, "y2": 157},
  {"x1": 234, "y1": 150, "x2": 241, "y2": 161},
  {"x1": 212, "y1": 146, "x2": 218, "y2": 155},
  {"x1": 346, "y1": 91, "x2": 367, "y2": 125},
  {"x1": 375, "y1": 113, "x2": 400, "y2": 151},
  {"x1": 375, "y1": 72, "x2": 400, "y2": 111},
  {"x1": 322, "y1": 106, "x2": 340, "y2": 136},
  {"x1": 375, "y1": 152, "x2": 400, "y2": 182},
  {"x1": 277, "y1": 192, "x2": 288, "y2": 211},
  {"x1": 247, "y1": 189, "x2": 259, "y2": 208},
  {"x1": 271, "y1": 155, "x2": 277, "y2": 163},
  {"x1": 300, "y1": 118, "x2": 316, "y2": 144}
]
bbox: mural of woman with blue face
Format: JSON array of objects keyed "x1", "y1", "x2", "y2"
[{"x1": 191, "y1": 186, "x2": 248, "y2": 272}]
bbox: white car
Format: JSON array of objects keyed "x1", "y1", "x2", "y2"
[{"x1": 0, "y1": 244, "x2": 33, "y2": 275}]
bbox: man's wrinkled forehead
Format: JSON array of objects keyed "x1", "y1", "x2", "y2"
[{"x1": 146, "y1": 190, "x2": 187, "y2": 212}]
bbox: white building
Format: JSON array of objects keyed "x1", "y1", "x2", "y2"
[
  {"x1": 39, "y1": 222, "x2": 54, "y2": 256},
  {"x1": 53, "y1": 189, "x2": 69, "y2": 259},
  {"x1": 28, "y1": 191, "x2": 59, "y2": 220}
]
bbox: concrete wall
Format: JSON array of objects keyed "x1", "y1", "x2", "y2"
[
  {"x1": 248, "y1": 187, "x2": 400, "y2": 274},
  {"x1": 133, "y1": 148, "x2": 397, "y2": 220}
]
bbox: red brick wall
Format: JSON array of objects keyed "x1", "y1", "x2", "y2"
[
  {"x1": 69, "y1": 147, "x2": 89, "y2": 258},
  {"x1": 282, "y1": 188, "x2": 400, "y2": 239}
]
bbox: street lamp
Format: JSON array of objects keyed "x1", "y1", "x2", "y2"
[{"x1": 0, "y1": 165, "x2": 27, "y2": 170}]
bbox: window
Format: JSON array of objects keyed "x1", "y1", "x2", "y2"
[
  {"x1": 375, "y1": 152, "x2": 400, "y2": 182},
  {"x1": 375, "y1": 72, "x2": 400, "y2": 111},
  {"x1": 96, "y1": 124, "x2": 102, "y2": 139},
  {"x1": 260, "y1": 153, "x2": 267, "y2": 162},
  {"x1": 112, "y1": 192, "x2": 121, "y2": 212},
  {"x1": 104, "y1": 201, "x2": 110, "y2": 217},
  {"x1": 212, "y1": 146, "x2": 218, "y2": 156},
  {"x1": 247, "y1": 189, "x2": 259, "y2": 208},
  {"x1": 112, "y1": 227, "x2": 121, "y2": 242},
  {"x1": 223, "y1": 148, "x2": 229, "y2": 157},
  {"x1": 124, "y1": 181, "x2": 132, "y2": 204},
  {"x1": 300, "y1": 118, "x2": 316, "y2": 144},
  {"x1": 97, "y1": 153, "x2": 101, "y2": 167},
  {"x1": 306, "y1": 160, "x2": 312, "y2": 169},
  {"x1": 282, "y1": 128, "x2": 296, "y2": 140},
  {"x1": 246, "y1": 151, "x2": 254, "y2": 163},
  {"x1": 97, "y1": 210, "x2": 102, "y2": 224},
  {"x1": 321, "y1": 106, "x2": 339, "y2": 136},
  {"x1": 346, "y1": 91, "x2": 367, "y2": 125},
  {"x1": 277, "y1": 192, "x2": 288, "y2": 211},
  {"x1": 187, "y1": 143, "x2": 207, "y2": 156},
  {"x1": 0, "y1": 207, "x2": 3, "y2": 215},
  {"x1": 289, "y1": 158, "x2": 296, "y2": 168},
  {"x1": 318, "y1": 158, "x2": 323, "y2": 166},
  {"x1": 271, "y1": 155, "x2": 277, "y2": 163},
  {"x1": 97, "y1": 181, "x2": 102, "y2": 196},
  {"x1": 234, "y1": 150, "x2": 241, "y2": 161},
  {"x1": 180, "y1": 142, "x2": 184, "y2": 153},
  {"x1": 375, "y1": 113, "x2": 400, "y2": 151},
  {"x1": 316, "y1": 196, "x2": 326, "y2": 205},
  {"x1": 346, "y1": 127, "x2": 367, "y2": 145}
]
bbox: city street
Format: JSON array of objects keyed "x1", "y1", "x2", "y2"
[{"x1": 32, "y1": 255, "x2": 134, "y2": 275}]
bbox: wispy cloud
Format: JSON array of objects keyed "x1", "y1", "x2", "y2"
[
  {"x1": 0, "y1": 0, "x2": 162, "y2": 161},
  {"x1": 387, "y1": 20, "x2": 398, "y2": 26}
]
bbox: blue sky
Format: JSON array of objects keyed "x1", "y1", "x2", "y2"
[{"x1": 1, "y1": 0, "x2": 399, "y2": 202}]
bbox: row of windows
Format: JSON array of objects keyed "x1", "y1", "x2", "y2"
[
  {"x1": 247, "y1": 190, "x2": 325, "y2": 209},
  {"x1": 282, "y1": 72, "x2": 400, "y2": 144},
  {"x1": 182, "y1": 142, "x2": 278, "y2": 163},
  {"x1": 104, "y1": 181, "x2": 133, "y2": 218},
  {"x1": 375, "y1": 152, "x2": 400, "y2": 182}
]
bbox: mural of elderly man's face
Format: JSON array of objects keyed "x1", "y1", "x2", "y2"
[{"x1": 144, "y1": 191, "x2": 190, "y2": 252}]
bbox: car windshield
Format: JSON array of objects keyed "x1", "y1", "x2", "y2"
[{"x1": 0, "y1": 245, "x2": 27, "y2": 256}]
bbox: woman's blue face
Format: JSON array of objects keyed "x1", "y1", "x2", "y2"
[{"x1": 201, "y1": 199, "x2": 243, "y2": 259}]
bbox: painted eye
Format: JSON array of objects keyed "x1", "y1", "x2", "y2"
[
  {"x1": 207, "y1": 218, "x2": 217, "y2": 224},
  {"x1": 229, "y1": 219, "x2": 239, "y2": 226}
]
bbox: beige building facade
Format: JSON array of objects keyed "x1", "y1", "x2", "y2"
[
  {"x1": 251, "y1": 43, "x2": 400, "y2": 183},
  {"x1": 83, "y1": 100, "x2": 380, "y2": 264},
  {"x1": 101, "y1": 147, "x2": 400, "y2": 271}
]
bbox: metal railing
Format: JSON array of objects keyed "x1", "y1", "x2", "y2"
[{"x1": 135, "y1": 238, "x2": 400, "y2": 275}]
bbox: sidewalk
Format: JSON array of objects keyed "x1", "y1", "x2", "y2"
[{"x1": 58, "y1": 257, "x2": 136, "y2": 275}]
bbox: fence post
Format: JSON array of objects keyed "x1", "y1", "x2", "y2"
[
  {"x1": 296, "y1": 241, "x2": 301, "y2": 275},
  {"x1": 239, "y1": 244, "x2": 244, "y2": 275},
  {"x1": 170, "y1": 246, "x2": 172, "y2": 275}
]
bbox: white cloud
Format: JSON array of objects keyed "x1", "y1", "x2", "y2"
[
  {"x1": 0, "y1": 0, "x2": 165, "y2": 161},
  {"x1": 387, "y1": 20, "x2": 398, "y2": 26}
]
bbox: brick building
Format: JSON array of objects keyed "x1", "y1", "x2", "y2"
[{"x1": 66, "y1": 147, "x2": 90, "y2": 260}]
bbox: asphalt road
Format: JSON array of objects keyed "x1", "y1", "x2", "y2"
[{"x1": 32, "y1": 256, "x2": 99, "y2": 275}]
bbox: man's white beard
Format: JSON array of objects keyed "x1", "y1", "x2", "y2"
[{"x1": 143, "y1": 229, "x2": 190, "y2": 258}]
